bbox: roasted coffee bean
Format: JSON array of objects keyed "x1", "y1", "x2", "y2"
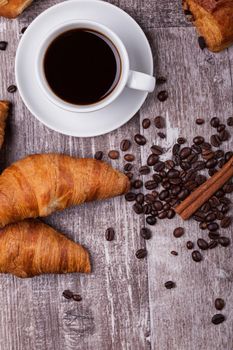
[
  {"x1": 139, "y1": 165, "x2": 150, "y2": 175},
  {"x1": 152, "y1": 190, "x2": 159, "y2": 197},
  {"x1": 167, "y1": 209, "x2": 175, "y2": 219},
  {"x1": 210, "y1": 134, "x2": 221, "y2": 147},
  {"x1": 136, "y1": 193, "x2": 144, "y2": 205},
  {"x1": 151, "y1": 145, "x2": 163, "y2": 155},
  {"x1": 158, "y1": 211, "x2": 167, "y2": 219},
  {"x1": 157, "y1": 132, "x2": 166, "y2": 139},
  {"x1": 162, "y1": 180, "x2": 170, "y2": 189},
  {"x1": 124, "y1": 154, "x2": 135, "y2": 162},
  {"x1": 63, "y1": 290, "x2": 73, "y2": 299},
  {"x1": 134, "y1": 134, "x2": 146, "y2": 145},
  {"x1": 156, "y1": 76, "x2": 167, "y2": 84},
  {"x1": 142, "y1": 118, "x2": 151, "y2": 129},
  {"x1": 145, "y1": 180, "x2": 158, "y2": 190},
  {"x1": 201, "y1": 202, "x2": 211, "y2": 213},
  {"x1": 215, "y1": 210, "x2": 224, "y2": 220},
  {"x1": 218, "y1": 237, "x2": 230, "y2": 247},
  {"x1": 180, "y1": 161, "x2": 191, "y2": 170},
  {"x1": 146, "y1": 216, "x2": 157, "y2": 225},
  {"x1": 223, "y1": 183, "x2": 233, "y2": 193},
  {"x1": 153, "y1": 161, "x2": 165, "y2": 172},
  {"x1": 94, "y1": 151, "x2": 103, "y2": 160},
  {"x1": 179, "y1": 147, "x2": 192, "y2": 159},
  {"x1": 209, "y1": 196, "x2": 220, "y2": 208},
  {"x1": 192, "y1": 161, "x2": 205, "y2": 171},
  {"x1": 21, "y1": 26, "x2": 27, "y2": 34},
  {"x1": 209, "y1": 168, "x2": 217, "y2": 176},
  {"x1": 163, "y1": 203, "x2": 170, "y2": 211},
  {"x1": 72, "y1": 294, "x2": 82, "y2": 302},
  {"x1": 215, "y1": 298, "x2": 225, "y2": 311},
  {"x1": 227, "y1": 116, "x2": 233, "y2": 126},
  {"x1": 143, "y1": 204, "x2": 152, "y2": 214},
  {"x1": 145, "y1": 194, "x2": 155, "y2": 203},
  {"x1": 159, "y1": 171, "x2": 167, "y2": 178},
  {"x1": 140, "y1": 227, "x2": 152, "y2": 240},
  {"x1": 210, "y1": 117, "x2": 220, "y2": 128},
  {"x1": 187, "y1": 153, "x2": 198, "y2": 164},
  {"x1": 124, "y1": 163, "x2": 133, "y2": 172},
  {"x1": 208, "y1": 231, "x2": 220, "y2": 240},
  {"x1": 173, "y1": 227, "x2": 184, "y2": 238},
  {"x1": 153, "y1": 174, "x2": 162, "y2": 183},
  {"x1": 177, "y1": 189, "x2": 189, "y2": 200},
  {"x1": 205, "y1": 158, "x2": 218, "y2": 169},
  {"x1": 215, "y1": 150, "x2": 225, "y2": 159},
  {"x1": 125, "y1": 192, "x2": 136, "y2": 201},
  {"x1": 135, "y1": 248, "x2": 147, "y2": 259},
  {"x1": 172, "y1": 143, "x2": 180, "y2": 155},
  {"x1": 225, "y1": 151, "x2": 233, "y2": 161},
  {"x1": 120, "y1": 139, "x2": 131, "y2": 151},
  {"x1": 105, "y1": 227, "x2": 115, "y2": 241},
  {"x1": 220, "y1": 216, "x2": 231, "y2": 228},
  {"x1": 221, "y1": 204, "x2": 230, "y2": 214},
  {"x1": 192, "y1": 250, "x2": 202, "y2": 262},
  {"x1": 196, "y1": 174, "x2": 207, "y2": 185},
  {"x1": 165, "y1": 160, "x2": 175, "y2": 169},
  {"x1": 171, "y1": 251, "x2": 178, "y2": 256},
  {"x1": 202, "y1": 148, "x2": 215, "y2": 160},
  {"x1": 133, "y1": 203, "x2": 143, "y2": 214},
  {"x1": 192, "y1": 144, "x2": 202, "y2": 154},
  {"x1": 186, "y1": 241, "x2": 194, "y2": 249},
  {"x1": 147, "y1": 154, "x2": 159, "y2": 166},
  {"x1": 159, "y1": 190, "x2": 169, "y2": 200},
  {"x1": 126, "y1": 172, "x2": 133, "y2": 180},
  {"x1": 177, "y1": 137, "x2": 186, "y2": 144},
  {"x1": 196, "y1": 118, "x2": 204, "y2": 125},
  {"x1": 164, "y1": 281, "x2": 175, "y2": 289},
  {"x1": 215, "y1": 189, "x2": 225, "y2": 198},
  {"x1": 219, "y1": 130, "x2": 230, "y2": 141},
  {"x1": 207, "y1": 222, "x2": 219, "y2": 231},
  {"x1": 217, "y1": 124, "x2": 225, "y2": 133},
  {"x1": 152, "y1": 200, "x2": 163, "y2": 211},
  {"x1": 171, "y1": 185, "x2": 181, "y2": 196},
  {"x1": 218, "y1": 159, "x2": 225, "y2": 169},
  {"x1": 208, "y1": 240, "x2": 218, "y2": 249},
  {"x1": 201, "y1": 142, "x2": 212, "y2": 150},
  {"x1": 185, "y1": 180, "x2": 198, "y2": 191},
  {"x1": 193, "y1": 136, "x2": 204, "y2": 145},
  {"x1": 198, "y1": 36, "x2": 206, "y2": 49},
  {"x1": 108, "y1": 150, "x2": 119, "y2": 159},
  {"x1": 205, "y1": 213, "x2": 217, "y2": 222},
  {"x1": 199, "y1": 221, "x2": 207, "y2": 230},
  {"x1": 133, "y1": 179, "x2": 143, "y2": 189},
  {"x1": 7, "y1": 84, "x2": 17, "y2": 93},
  {"x1": 154, "y1": 116, "x2": 165, "y2": 129},
  {"x1": 211, "y1": 314, "x2": 225, "y2": 325},
  {"x1": 0, "y1": 41, "x2": 7, "y2": 50},
  {"x1": 157, "y1": 91, "x2": 168, "y2": 102},
  {"x1": 197, "y1": 238, "x2": 209, "y2": 250},
  {"x1": 167, "y1": 169, "x2": 180, "y2": 179},
  {"x1": 220, "y1": 197, "x2": 231, "y2": 205}
]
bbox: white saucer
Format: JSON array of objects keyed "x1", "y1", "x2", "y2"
[{"x1": 15, "y1": 0, "x2": 153, "y2": 137}]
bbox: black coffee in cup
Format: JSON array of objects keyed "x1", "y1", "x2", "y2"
[{"x1": 43, "y1": 28, "x2": 121, "y2": 105}]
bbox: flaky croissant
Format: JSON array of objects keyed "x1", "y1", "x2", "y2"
[
  {"x1": 183, "y1": 0, "x2": 233, "y2": 52},
  {"x1": 0, "y1": 220, "x2": 91, "y2": 278},
  {"x1": 0, "y1": 100, "x2": 10, "y2": 149},
  {"x1": 0, "y1": 153, "x2": 129, "y2": 227},
  {"x1": 0, "y1": 0, "x2": 32, "y2": 18}
]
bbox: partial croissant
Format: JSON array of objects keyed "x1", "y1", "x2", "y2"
[
  {"x1": 0, "y1": 100, "x2": 10, "y2": 149},
  {"x1": 0, "y1": 220, "x2": 91, "y2": 278},
  {"x1": 0, "y1": 0, "x2": 32, "y2": 18},
  {"x1": 0, "y1": 153, "x2": 129, "y2": 227},
  {"x1": 183, "y1": 0, "x2": 233, "y2": 52}
]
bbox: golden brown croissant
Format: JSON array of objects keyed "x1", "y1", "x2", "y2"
[
  {"x1": 0, "y1": 100, "x2": 10, "y2": 149},
  {"x1": 0, "y1": 220, "x2": 90, "y2": 278},
  {"x1": 183, "y1": 0, "x2": 233, "y2": 52},
  {"x1": 0, "y1": 0, "x2": 32, "y2": 18},
  {"x1": 0, "y1": 153, "x2": 129, "y2": 227}
]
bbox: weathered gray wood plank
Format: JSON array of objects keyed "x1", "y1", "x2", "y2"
[
  {"x1": 0, "y1": 7, "x2": 150, "y2": 350},
  {"x1": 140, "y1": 27, "x2": 233, "y2": 350}
]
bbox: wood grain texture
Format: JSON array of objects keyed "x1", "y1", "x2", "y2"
[
  {"x1": 140, "y1": 27, "x2": 233, "y2": 350},
  {"x1": 0, "y1": 0, "x2": 233, "y2": 350}
]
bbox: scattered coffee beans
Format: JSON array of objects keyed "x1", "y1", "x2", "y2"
[
  {"x1": 142, "y1": 118, "x2": 151, "y2": 129},
  {"x1": 140, "y1": 227, "x2": 152, "y2": 240},
  {"x1": 173, "y1": 227, "x2": 184, "y2": 238},
  {"x1": 211, "y1": 314, "x2": 225, "y2": 325},
  {"x1": 94, "y1": 151, "x2": 103, "y2": 160},
  {"x1": 135, "y1": 248, "x2": 147, "y2": 259},
  {"x1": 120, "y1": 139, "x2": 131, "y2": 152},
  {"x1": 63, "y1": 290, "x2": 73, "y2": 299},
  {"x1": 215, "y1": 298, "x2": 225, "y2": 310},
  {"x1": 164, "y1": 281, "x2": 176, "y2": 289},
  {"x1": 105, "y1": 227, "x2": 115, "y2": 241},
  {"x1": 192, "y1": 250, "x2": 202, "y2": 262},
  {"x1": 154, "y1": 116, "x2": 165, "y2": 129},
  {"x1": 7, "y1": 84, "x2": 17, "y2": 93},
  {"x1": 0, "y1": 41, "x2": 7, "y2": 50},
  {"x1": 72, "y1": 294, "x2": 82, "y2": 302},
  {"x1": 157, "y1": 90, "x2": 168, "y2": 102}
]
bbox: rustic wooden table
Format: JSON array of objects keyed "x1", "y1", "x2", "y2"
[{"x1": 0, "y1": 1, "x2": 232, "y2": 349}]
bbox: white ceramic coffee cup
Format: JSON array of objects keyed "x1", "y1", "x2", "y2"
[{"x1": 36, "y1": 19, "x2": 155, "y2": 113}]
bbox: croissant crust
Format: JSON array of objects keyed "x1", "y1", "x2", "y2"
[
  {"x1": 0, "y1": 0, "x2": 32, "y2": 18},
  {"x1": 183, "y1": 0, "x2": 233, "y2": 51}
]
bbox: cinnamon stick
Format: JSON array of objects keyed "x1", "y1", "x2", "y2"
[{"x1": 175, "y1": 156, "x2": 233, "y2": 220}]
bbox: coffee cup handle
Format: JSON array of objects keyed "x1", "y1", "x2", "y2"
[{"x1": 127, "y1": 70, "x2": 155, "y2": 92}]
